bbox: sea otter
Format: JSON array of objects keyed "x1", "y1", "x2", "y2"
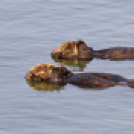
[
  {"x1": 51, "y1": 40, "x2": 134, "y2": 60},
  {"x1": 25, "y1": 63, "x2": 134, "y2": 89}
]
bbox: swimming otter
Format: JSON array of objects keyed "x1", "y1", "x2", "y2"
[
  {"x1": 51, "y1": 40, "x2": 134, "y2": 60},
  {"x1": 25, "y1": 63, "x2": 134, "y2": 89}
]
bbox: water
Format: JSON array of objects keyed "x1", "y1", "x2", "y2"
[{"x1": 1, "y1": 0, "x2": 134, "y2": 133}]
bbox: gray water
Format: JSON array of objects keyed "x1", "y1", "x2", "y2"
[{"x1": 1, "y1": 0, "x2": 134, "y2": 133}]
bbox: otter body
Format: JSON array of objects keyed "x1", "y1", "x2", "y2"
[
  {"x1": 94, "y1": 47, "x2": 134, "y2": 60},
  {"x1": 26, "y1": 63, "x2": 134, "y2": 89},
  {"x1": 51, "y1": 40, "x2": 134, "y2": 60},
  {"x1": 67, "y1": 73, "x2": 126, "y2": 88}
]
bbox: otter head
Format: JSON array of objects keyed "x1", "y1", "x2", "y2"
[
  {"x1": 25, "y1": 63, "x2": 54, "y2": 82},
  {"x1": 25, "y1": 63, "x2": 73, "y2": 85},
  {"x1": 51, "y1": 41, "x2": 78, "y2": 59},
  {"x1": 51, "y1": 40, "x2": 93, "y2": 60}
]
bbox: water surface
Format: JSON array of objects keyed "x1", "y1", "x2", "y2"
[{"x1": 1, "y1": 0, "x2": 134, "y2": 134}]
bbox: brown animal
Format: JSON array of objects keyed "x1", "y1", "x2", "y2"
[
  {"x1": 25, "y1": 63, "x2": 134, "y2": 89},
  {"x1": 25, "y1": 63, "x2": 73, "y2": 84},
  {"x1": 51, "y1": 40, "x2": 134, "y2": 60},
  {"x1": 51, "y1": 40, "x2": 94, "y2": 59}
]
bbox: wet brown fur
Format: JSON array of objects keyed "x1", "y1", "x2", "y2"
[
  {"x1": 51, "y1": 40, "x2": 134, "y2": 60},
  {"x1": 51, "y1": 41, "x2": 78, "y2": 59},
  {"x1": 51, "y1": 40, "x2": 94, "y2": 59},
  {"x1": 94, "y1": 47, "x2": 134, "y2": 59},
  {"x1": 25, "y1": 63, "x2": 55, "y2": 82},
  {"x1": 25, "y1": 63, "x2": 73, "y2": 84},
  {"x1": 25, "y1": 63, "x2": 134, "y2": 89}
]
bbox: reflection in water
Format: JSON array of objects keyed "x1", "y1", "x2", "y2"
[
  {"x1": 74, "y1": 85, "x2": 110, "y2": 90},
  {"x1": 52, "y1": 58, "x2": 92, "y2": 71},
  {"x1": 27, "y1": 79, "x2": 133, "y2": 92},
  {"x1": 26, "y1": 79, "x2": 112, "y2": 92},
  {"x1": 26, "y1": 80, "x2": 65, "y2": 92},
  {"x1": 26, "y1": 80, "x2": 108, "y2": 92}
]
